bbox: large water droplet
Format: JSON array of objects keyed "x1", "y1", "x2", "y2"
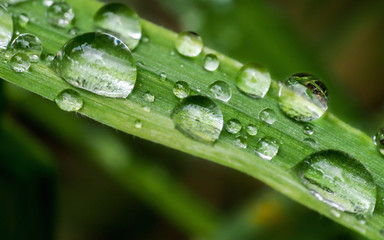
[
  {"x1": 175, "y1": 31, "x2": 203, "y2": 57},
  {"x1": 225, "y1": 119, "x2": 242, "y2": 134},
  {"x1": 373, "y1": 127, "x2": 384, "y2": 155},
  {"x1": 204, "y1": 54, "x2": 219, "y2": 71},
  {"x1": 279, "y1": 73, "x2": 328, "y2": 122},
  {"x1": 46, "y1": 2, "x2": 75, "y2": 28},
  {"x1": 10, "y1": 33, "x2": 42, "y2": 62},
  {"x1": 296, "y1": 150, "x2": 376, "y2": 214},
  {"x1": 10, "y1": 52, "x2": 30, "y2": 72},
  {"x1": 208, "y1": 80, "x2": 231, "y2": 102},
  {"x1": 236, "y1": 63, "x2": 271, "y2": 98},
  {"x1": 0, "y1": 5, "x2": 12, "y2": 50},
  {"x1": 52, "y1": 32, "x2": 137, "y2": 98},
  {"x1": 173, "y1": 81, "x2": 190, "y2": 99},
  {"x1": 246, "y1": 124, "x2": 257, "y2": 136},
  {"x1": 259, "y1": 108, "x2": 276, "y2": 125},
  {"x1": 171, "y1": 96, "x2": 223, "y2": 143},
  {"x1": 55, "y1": 89, "x2": 83, "y2": 112},
  {"x1": 255, "y1": 137, "x2": 279, "y2": 160},
  {"x1": 94, "y1": 3, "x2": 141, "y2": 50}
]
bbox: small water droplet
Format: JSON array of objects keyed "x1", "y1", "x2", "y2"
[
  {"x1": 208, "y1": 80, "x2": 231, "y2": 102},
  {"x1": 17, "y1": 13, "x2": 29, "y2": 28},
  {"x1": 304, "y1": 138, "x2": 317, "y2": 147},
  {"x1": 170, "y1": 50, "x2": 175, "y2": 56},
  {"x1": 134, "y1": 119, "x2": 142, "y2": 129},
  {"x1": 143, "y1": 106, "x2": 150, "y2": 112},
  {"x1": 373, "y1": 127, "x2": 384, "y2": 155},
  {"x1": 279, "y1": 73, "x2": 328, "y2": 122},
  {"x1": 173, "y1": 81, "x2": 190, "y2": 99},
  {"x1": 55, "y1": 89, "x2": 83, "y2": 112},
  {"x1": 356, "y1": 214, "x2": 366, "y2": 224},
  {"x1": 259, "y1": 108, "x2": 276, "y2": 125},
  {"x1": 171, "y1": 95, "x2": 223, "y2": 143},
  {"x1": 44, "y1": 54, "x2": 55, "y2": 63},
  {"x1": 236, "y1": 63, "x2": 271, "y2": 98},
  {"x1": 68, "y1": 27, "x2": 82, "y2": 36},
  {"x1": 225, "y1": 119, "x2": 242, "y2": 134},
  {"x1": 159, "y1": 72, "x2": 166, "y2": 81},
  {"x1": 296, "y1": 150, "x2": 376, "y2": 214},
  {"x1": 10, "y1": 33, "x2": 42, "y2": 62},
  {"x1": 46, "y1": 2, "x2": 75, "y2": 28},
  {"x1": 52, "y1": 32, "x2": 137, "y2": 98},
  {"x1": 94, "y1": 3, "x2": 141, "y2": 50},
  {"x1": 255, "y1": 137, "x2": 279, "y2": 160},
  {"x1": 43, "y1": 0, "x2": 53, "y2": 7},
  {"x1": 9, "y1": 52, "x2": 30, "y2": 72},
  {"x1": 246, "y1": 124, "x2": 257, "y2": 136},
  {"x1": 330, "y1": 209, "x2": 341, "y2": 218},
  {"x1": 204, "y1": 54, "x2": 219, "y2": 71},
  {"x1": 303, "y1": 124, "x2": 314, "y2": 135},
  {"x1": 0, "y1": 6, "x2": 12, "y2": 50},
  {"x1": 175, "y1": 31, "x2": 203, "y2": 57},
  {"x1": 234, "y1": 136, "x2": 247, "y2": 149},
  {"x1": 180, "y1": 64, "x2": 184, "y2": 68},
  {"x1": 142, "y1": 36, "x2": 149, "y2": 43},
  {"x1": 143, "y1": 91, "x2": 155, "y2": 103}
]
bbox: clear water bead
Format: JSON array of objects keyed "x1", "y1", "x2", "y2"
[
  {"x1": 143, "y1": 91, "x2": 155, "y2": 103},
  {"x1": 204, "y1": 54, "x2": 219, "y2": 71},
  {"x1": 246, "y1": 124, "x2": 257, "y2": 136},
  {"x1": 175, "y1": 31, "x2": 203, "y2": 57},
  {"x1": 279, "y1": 73, "x2": 328, "y2": 122},
  {"x1": 236, "y1": 63, "x2": 271, "y2": 98},
  {"x1": 373, "y1": 127, "x2": 384, "y2": 155},
  {"x1": 46, "y1": 2, "x2": 75, "y2": 28},
  {"x1": 173, "y1": 81, "x2": 190, "y2": 99},
  {"x1": 172, "y1": 96, "x2": 223, "y2": 143},
  {"x1": 55, "y1": 89, "x2": 83, "y2": 112},
  {"x1": 159, "y1": 72, "x2": 167, "y2": 81},
  {"x1": 10, "y1": 33, "x2": 42, "y2": 62},
  {"x1": 259, "y1": 108, "x2": 276, "y2": 125},
  {"x1": 255, "y1": 137, "x2": 279, "y2": 160},
  {"x1": 234, "y1": 136, "x2": 247, "y2": 149},
  {"x1": 134, "y1": 120, "x2": 142, "y2": 129},
  {"x1": 94, "y1": 3, "x2": 141, "y2": 50},
  {"x1": 0, "y1": 5, "x2": 12, "y2": 50},
  {"x1": 208, "y1": 81, "x2": 231, "y2": 102},
  {"x1": 17, "y1": 13, "x2": 29, "y2": 28},
  {"x1": 225, "y1": 119, "x2": 242, "y2": 134},
  {"x1": 52, "y1": 32, "x2": 137, "y2": 98},
  {"x1": 303, "y1": 124, "x2": 314, "y2": 135},
  {"x1": 10, "y1": 53, "x2": 30, "y2": 72}
]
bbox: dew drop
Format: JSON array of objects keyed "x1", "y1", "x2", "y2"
[
  {"x1": 43, "y1": 0, "x2": 53, "y2": 7},
  {"x1": 296, "y1": 150, "x2": 376, "y2": 214},
  {"x1": 171, "y1": 96, "x2": 223, "y2": 143},
  {"x1": 17, "y1": 13, "x2": 29, "y2": 28},
  {"x1": 0, "y1": 6, "x2": 14, "y2": 50},
  {"x1": 159, "y1": 72, "x2": 166, "y2": 81},
  {"x1": 46, "y1": 2, "x2": 75, "y2": 28},
  {"x1": 259, "y1": 108, "x2": 276, "y2": 125},
  {"x1": 175, "y1": 31, "x2": 203, "y2": 57},
  {"x1": 9, "y1": 52, "x2": 30, "y2": 72},
  {"x1": 208, "y1": 80, "x2": 231, "y2": 102},
  {"x1": 10, "y1": 33, "x2": 42, "y2": 62},
  {"x1": 204, "y1": 53, "x2": 219, "y2": 71},
  {"x1": 225, "y1": 119, "x2": 242, "y2": 134},
  {"x1": 44, "y1": 54, "x2": 55, "y2": 63},
  {"x1": 94, "y1": 3, "x2": 141, "y2": 50},
  {"x1": 55, "y1": 89, "x2": 83, "y2": 112},
  {"x1": 255, "y1": 137, "x2": 279, "y2": 160},
  {"x1": 236, "y1": 63, "x2": 271, "y2": 98},
  {"x1": 330, "y1": 209, "x2": 341, "y2": 218},
  {"x1": 142, "y1": 35, "x2": 149, "y2": 43},
  {"x1": 134, "y1": 119, "x2": 142, "y2": 129},
  {"x1": 279, "y1": 73, "x2": 328, "y2": 122},
  {"x1": 173, "y1": 81, "x2": 190, "y2": 99},
  {"x1": 246, "y1": 124, "x2": 257, "y2": 136},
  {"x1": 303, "y1": 124, "x2": 314, "y2": 135},
  {"x1": 52, "y1": 32, "x2": 137, "y2": 98},
  {"x1": 143, "y1": 91, "x2": 155, "y2": 103},
  {"x1": 234, "y1": 136, "x2": 247, "y2": 149},
  {"x1": 304, "y1": 138, "x2": 317, "y2": 147},
  {"x1": 143, "y1": 106, "x2": 150, "y2": 113},
  {"x1": 373, "y1": 127, "x2": 384, "y2": 156},
  {"x1": 68, "y1": 27, "x2": 82, "y2": 36}
]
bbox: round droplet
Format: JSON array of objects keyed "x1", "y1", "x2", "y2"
[
  {"x1": 142, "y1": 35, "x2": 149, "y2": 43},
  {"x1": 296, "y1": 150, "x2": 376, "y2": 214},
  {"x1": 225, "y1": 119, "x2": 242, "y2": 134},
  {"x1": 304, "y1": 138, "x2": 317, "y2": 147},
  {"x1": 55, "y1": 89, "x2": 83, "y2": 112},
  {"x1": 43, "y1": 0, "x2": 53, "y2": 7},
  {"x1": 46, "y1": 2, "x2": 75, "y2": 28},
  {"x1": 159, "y1": 72, "x2": 167, "y2": 81},
  {"x1": 173, "y1": 81, "x2": 190, "y2": 99},
  {"x1": 234, "y1": 136, "x2": 247, "y2": 149},
  {"x1": 279, "y1": 73, "x2": 328, "y2": 122},
  {"x1": 208, "y1": 80, "x2": 231, "y2": 102},
  {"x1": 143, "y1": 91, "x2": 155, "y2": 103},
  {"x1": 68, "y1": 27, "x2": 82, "y2": 36},
  {"x1": 171, "y1": 96, "x2": 223, "y2": 143},
  {"x1": 0, "y1": 6, "x2": 14, "y2": 50},
  {"x1": 246, "y1": 124, "x2": 257, "y2": 136},
  {"x1": 259, "y1": 108, "x2": 276, "y2": 125},
  {"x1": 10, "y1": 52, "x2": 30, "y2": 72},
  {"x1": 52, "y1": 32, "x2": 137, "y2": 98},
  {"x1": 143, "y1": 106, "x2": 150, "y2": 113},
  {"x1": 255, "y1": 137, "x2": 279, "y2": 160},
  {"x1": 10, "y1": 33, "x2": 42, "y2": 62},
  {"x1": 94, "y1": 3, "x2": 141, "y2": 50},
  {"x1": 303, "y1": 124, "x2": 314, "y2": 135},
  {"x1": 204, "y1": 54, "x2": 219, "y2": 71},
  {"x1": 330, "y1": 209, "x2": 341, "y2": 218},
  {"x1": 175, "y1": 31, "x2": 203, "y2": 57},
  {"x1": 134, "y1": 119, "x2": 142, "y2": 129},
  {"x1": 373, "y1": 127, "x2": 384, "y2": 155},
  {"x1": 44, "y1": 54, "x2": 55, "y2": 63},
  {"x1": 17, "y1": 13, "x2": 29, "y2": 28},
  {"x1": 236, "y1": 63, "x2": 271, "y2": 98}
]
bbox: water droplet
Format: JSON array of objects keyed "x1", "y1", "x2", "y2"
[
  {"x1": 43, "y1": 0, "x2": 53, "y2": 7},
  {"x1": 134, "y1": 119, "x2": 142, "y2": 129},
  {"x1": 175, "y1": 31, "x2": 203, "y2": 57},
  {"x1": 234, "y1": 136, "x2": 247, "y2": 149},
  {"x1": 180, "y1": 64, "x2": 184, "y2": 68},
  {"x1": 159, "y1": 72, "x2": 166, "y2": 81},
  {"x1": 225, "y1": 119, "x2": 242, "y2": 134},
  {"x1": 143, "y1": 91, "x2": 155, "y2": 103},
  {"x1": 52, "y1": 32, "x2": 137, "y2": 98},
  {"x1": 10, "y1": 33, "x2": 42, "y2": 62},
  {"x1": 0, "y1": 6, "x2": 13, "y2": 50},
  {"x1": 9, "y1": 52, "x2": 30, "y2": 72},
  {"x1": 94, "y1": 3, "x2": 141, "y2": 50},
  {"x1": 279, "y1": 73, "x2": 328, "y2": 122},
  {"x1": 259, "y1": 108, "x2": 276, "y2": 125},
  {"x1": 304, "y1": 138, "x2": 317, "y2": 147},
  {"x1": 208, "y1": 80, "x2": 231, "y2": 102},
  {"x1": 170, "y1": 50, "x2": 175, "y2": 56},
  {"x1": 17, "y1": 13, "x2": 29, "y2": 28},
  {"x1": 204, "y1": 54, "x2": 219, "y2": 71},
  {"x1": 68, "y1": 27, "x2": 81, "y2": 36},
  {"x1": 236, "y1": 63, "x2": 271, "y2": 98},
  {"x1": 173, "y1": 81, "x2": 190, "y2": 99},
  {"x1": 46, "y1": 2, "x2": 75, "y2": 28},
  {"x1": 296, "y1": 150, "x2": 376, "y2": 214},
  {"x1": 373, "y1": 127, "x2": 384, "y2": 155},
  {"x1": 143, "y1": 106, "x2": 150, "y2": 112},
  {"x1": 44, "y1": 54, "x2": 55, "y2": 63},
  {"x1": 303, "y1": 124, "x2": 314, "y2": 135},
  {"x1": 255, "y1": 137, "x2": 279, "y2": 160},
  {"x1": 55, "y1": 89, "x2": 83, "y2": 112},
  {"x1": 246, "y1": 124, "x2": 257, "y2": 136},
  {"x1": 142, "y1": 36, "x2": 149, "y2": 43},
  {"x1": 171, "y1": 96, "x2": 223, "y2": 143},
  {"x1": 330, "y1": 209, "x2": 341, "y2": 218}
]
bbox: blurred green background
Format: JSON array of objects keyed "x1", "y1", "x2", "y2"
[{"x1": 1, "y1": 0, "x2": 384, "y2": 239}]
